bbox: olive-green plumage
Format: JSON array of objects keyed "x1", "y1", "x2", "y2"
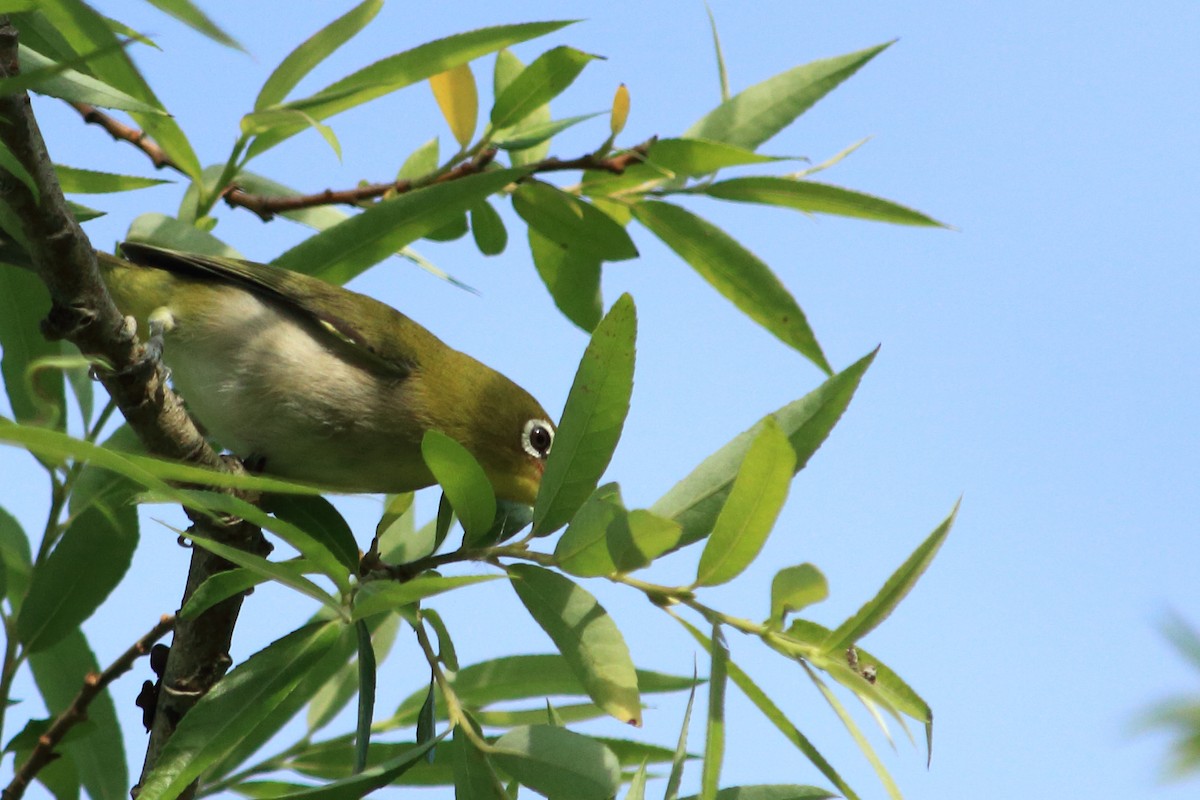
[{"x1": 99, "y1": 242, "x2": 555, "y2": 505}]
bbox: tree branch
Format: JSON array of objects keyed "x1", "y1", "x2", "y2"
[
  {"x1": 0, "y1": 22, "x2": 266, "y2": 798},
  {"x1": 1, "y1": 616, "x2": 176, "y2": 800}
]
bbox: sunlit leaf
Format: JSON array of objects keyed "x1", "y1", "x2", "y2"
[
  {"x1": 351, "y1": 575, "x2": 500, "y2": 622},
  {"x1": 54, "y1": 164, "x2": 169, "y2": 193},
  {"x1": 528, "y1": 228, "x2": 602, "y2": 333},
  {"x1": 648, "y1": 137, "x2": 783, "y2": 177},
  {"x1": 508, "y1": 565, "x2": 641, "y2": 725},
  {"x1": 493, "y1": 112, "x2": 602, "y2": 152},
  {"x1": 143, "y1": 0, "x2": 244, "y2": 51},
  {"x1": 610, "y1": 83, "x2": 630, "y2": 135},
  {"x1": 554, "y1": 483, "x2": 626, "y2": 576},
  {"x1": 421, "y1": 429, "x2": 497, "y2": 543},
  {"x1": 633, "y1": 200, "x2": 829, "y2": 373},
  {"x1": 490, "y1": 46, "x2": 596, "y2": 130},
  {"x1": 685, "y1": 42, "x2": 892, "y2": 151},
  {"x1": 704, "y1": 177, "x2": 944, "y2": 227},
  {"x1": 770, "y1": 564, "x2": 828, "y2": 626},
  {"x1": 702, "y1": 624, "x2": 729, "y2": 800},
  {"x1": 430, "y1": 63, "x2": 478, "y2": 149},
  {"x1": 396, "y1": 138, "x2": 440, "y2": 181},
  {"x1": 533, "y1": 294, "x2": 636, "y2": 535},
  {"x1": 15, "y1": 45, "x2": 165, "y2": 114}
]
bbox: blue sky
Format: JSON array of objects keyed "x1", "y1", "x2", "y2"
[{"x1": 2, "y1": 1, "x2": 1198, "y2": 798}]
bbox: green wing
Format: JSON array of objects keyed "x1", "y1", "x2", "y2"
[{"x1": 118, "y1": 242, "x2": 447, "y2": 376}]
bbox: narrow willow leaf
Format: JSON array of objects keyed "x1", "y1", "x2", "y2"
[
  {"x1": 625, "y1": 760, "x2": 648, "y2": 800},
  {"x1": 528, "y1": 227, "x2": 602, "y2": 333},
  {"x1": 54, "y1": 164, "x2": 169, "y2": 193},
  {"x1": 705, "y1": 2, "x2": 730, "y2": 101},
  {"x1": 648, "y1": 137, "x2": 782, "y2": 177},
  {"x1": 652, "y1": 349, "x2": 876, "y2": 547},
  {"x1": 493, "y1": 112, "x2": 603, "y2": 151},
  {"x1": 430, "y1": 62, "x2": 478, "y2": 149},
  {"x1": 508, "y1": 565, "x2": 641, "y2": 725},
  {"x1": 490, "y1": 46, "x2": 596, "y2": 130},
  {"x1": 354, "y1": 620, "x2": 377, "y2": 774},
  {"x1": 685, "y1": 42, "x2": 892, "y2": 151},
  {"x1": 0, "y1": 140, "x2": 39, "y2": 201},
  {"x1": 770, "y1": 564, "x2": 828, "y2": 626},
  {"x1": 60, "y1": 342, "x2": 94, "y2": 427},
  {"x1": 424, "y1": 607, "x2": 459, "y2": 670},
  {"x1": 247, "y1": 21, "x2": 576, "y2": 159},
  {"x1": 533, "y1": 294, "x2": 636, "y2": 535},
  {"x1": 17, "y1": 499, "x2": 137, "y2": 653},
  {"x1": 180, "y1": 560, "x2": 312, "y2": 620},
  {"x1": 702, "y1": 625, "x2": 729, "y2": 800},
  {"x1": 138, "y1": 622, "x2": 351, "y2": 799},
  {"x1": 393, "y1": 654, "x2": 694, "y2": 721},
  {"x1": 143, "y1": 0, "x2": 244, "y2": 51},
  {"x1": 421, "y1": 429, "x2": 497, "y2": 543},
  {"x1": 633, "y1": 200, "x2": 829, "y2": 373},
  {"x1": 491, "y1": 724, "x2": 621, "y2": 800},
  {"x1": 28, "y1": 630, "x2": 127, "y2": 800},
  {"x1": 793, "y1": 137, "x2": 871, "y2": 179},
  {"x1": 677, "y1": 617, "x2": 861, "y2": 800},
  {"x1": 256, "y1": 0, "x2": 380, "y2": 107},
  {"x1": 822, "y1": 499, "x2": 959, "y2": 653},
  {"x1": 15, "y1": 45, "x2": 164, "y2": 114},
  {"x1": 0, "y1": 265, "x2": 64, "y2": 428},
  {"x1": 695, "y1": 419, "x2": 795, "y2": 586},
  {"x1": 493, "y1": 49, "x2": 552, "y2": 166},
  {"x1": 610, "y1": 83, "x2": 630, "y2": 135},
  {"x1": 474, "y1": 702, "x2": 605, "y2": 728},
  {"x1": 553, "y1": 483, "x2": 626, "y2": 577},
  {"x1": 273, "y1": 169, "x2": 522, "y2": 286},
  {"x1": 609, "y1": 509, "x2": 682, "y2": 574},
  {"x1": 704, "y1": 177, "x2": 944, "y2": 227},
  {"x1": 454, "y1": 718, "x2": 506, "y2": 799},
  {"x1": 127, "y1": 212, "x2": 244, "y2": 257},
  {"x1": 0, "y1": 508, "x2": 30, "y2": 612},
  {"x1": 423, "y1": 212, "x2": 469, "y2": 242},
  {"x1": 397, "y1": 137, "x2": 440, "y2": 181},
  {"x1": 471, "y1": 201, "x2": 507, "y2": 255},
  {"x1": 680, "y1": 786, "x2": 835, "y2": 800},
  {"x1": 664, "y1": 676, "x2": 698, "y2": 800},
  {"x1": 514, "y1": 181, "x2": 638, "y2": 262},
  {"x1": 801, "y1": 663, "x2": 902, "y2": 800},
  {"x1": 182, "y1": 529, "x2": 344, "y2": 619},
  {"x1": 351, "y1": 575, "x2": 499, "y2": 621},
  {"x1": 267, "y1": 494, "x2": 360, "y2": 575},
  {"x1": 271, "y1": 736, "x2": 443, "y2": 799}
]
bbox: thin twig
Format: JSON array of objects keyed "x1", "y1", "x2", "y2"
[
  {"x1": 71, "y1": 102, "x2": 176, "y2": 171},
  {"x1": 1, "y1": 616, "x2": 177, "y2": 800}
]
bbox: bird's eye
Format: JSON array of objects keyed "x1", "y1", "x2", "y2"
[{"x1": 522, "y1": 418, "x2": 555, "y2": 459}]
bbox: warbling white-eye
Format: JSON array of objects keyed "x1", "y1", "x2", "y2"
[{"x1": 97, "y1": 242, "x2": 555, "y2": 505}]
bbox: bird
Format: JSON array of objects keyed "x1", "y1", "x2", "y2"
[{"x1": 97, "y1": 242, "x2": 555, "y2": 506}]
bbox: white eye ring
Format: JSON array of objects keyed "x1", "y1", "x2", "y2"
[{"x1": 522, "y1": 418, "x2": 555, "y2": 459}]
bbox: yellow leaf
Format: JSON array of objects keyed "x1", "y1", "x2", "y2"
[
  {"x1": 610, "y1": 83, "x2": 630, "y2": 136},
  {"x1": 429, "y1": 63, "x2": 478, "y2": 149}
]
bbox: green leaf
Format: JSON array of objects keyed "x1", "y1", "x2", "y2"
[
  {"x1": 493, "y1": 112, "x2": 603, "y2": 151},
  {"x1": 490, "y1": 46, "x2": 596, "y2": 129},
  {"x1": 267, "y1": 494, "x2": 360, "y2": 575},
  {"x1": 685, "y1": 42, "x2": 892, "y2": 151},
  {"x1": 142, "y1": 0, "x2": 244, "y2": 51},
  {"x1": 0, "y1": 265, "x2": 64, "y2": 429},
  {"x1": 393, "y1": 654, "x2": 694, "y2": 721},
  {"x1": 54, "y1": 164, "x2": 169, "y2": 194},
  {"x1": 138, "y1": 622, "x2": 350, "y2": 800},
  {"x1": 255, "y1": 0, "x2": 381, "y2": 110},
  {"x1": 28, "y1": 630, "x2": 127, "y2": 800},
  {"x1": 554, "y1": 483, "x2": 626, "y2": 577},
  {"x1": 0, "y1": 506, "x2": 31, "y2": 608},
  {"x1": 15, "y1": 45, "x2": 165, "y2": 114},
  {"x1": 821, "y1": 500, "x2": 959, "y2": 653},
  {"x1": 633, "y1": 200, "x2": 829, "y2": 373},
  {"x1": 180, "y1": 559, "x2": 314, "y2": 620},
  {"x1": 680, "y1": 787, "x2": 835, "y2": 800},
  {"x1": 513, "y1": 180, "x2": 638, "y2": 262},
  {"x1": 396, "y1": 138, "x2": 440, "y2": 182},
  {"x1": 351, "y1": 575, "x2": 499, "y2": 622},
  {"x1": 648, "y1": 137, "x2": 783, "y2": 177},
  {"x1": 612, "y1": 510, "x2": 683, "y2": 573},
  {"x1": 421, "y1": 429, "x2": 497, "y2": 543},
  {"x1": 126, "y1": 212, "x2": 244, "y2": 257},
  {"x1": 354, "y1": 620, "x2": 377, "y2": 774},
  {"x1": 273, "y1": 169, "x2": 522, "y2": 286},
  {"x1": 533, "y1": 294, "x2": 636, "y2": 535},
  {"x1": 652, "y1": 349, "x2": 876, "y2": 547},
  {"x1": 0, "y1": 141, "x2": 39, "y2": 201},
  {"x1": 470, "y1": 201, "x2": 508, "y2": 255},
  {"x1": 528, "y1": 228, "x2": 602, "y2": 333},
  {"x1": 508, "y1": 565, "x2": 642, "y2": 725},
  {"x1": 664, "y1": 675, "x2": 697, "y2": 800},
  {"x1": 454, "y1": 718, "x2": 506, "y2": 800},
  {"x1": 247, "y1": 21, "x2": 576, "y2": 159},
  {"x1": 424, "y1": 608, "x2": 458, "y2": 670},
  {"x1": 493, "y1": 49, "x2": 551, "y2": 166},
  {"x1": 490, "y1": 725, "x2": 621, "y2": 800},
  {"x1": 270, "y1": 737, "x2": 443, "y2": 800},
  {"x1": 17, "y1": 490, "x2": 137, "y2": 653},
  {"x1": 625, "y1": 760, "x2": 648, "y2": 800},
  {"x1": 430, "y1": 62, "x2": 478, "y2": 149},
  {"x1": 676, "y1": 617, "x2": 860, "y2": 800},
  {"x1": 769, "y1": 564, "x2": 828, "y2": 626},
  {"x1": 704, "y1": 177, "x2": 944, "y2": 227},
  {"x1": 705, "y1": 2, "x2": 730, "y2": 102},
  {"x1": 695, "y1": 419, "x2": 795, "y2": 586},
  {"x1": 702, "y1": 625, "x2": 729, "y2": 800}
]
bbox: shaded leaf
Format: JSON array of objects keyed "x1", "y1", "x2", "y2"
[
  {"x1": 126, "y1": 212, "x2": 243, "y2": 257},
  {"x1": 352, "y1": 575, "x2": 499, "y2": 622},
  {"x1": 271, "y1": 737, "x2": 443, "y2": 800},
  {"x1": 0, "y1": 506, "x2": 31, "y2": 609},
  {"x1": 454, "y1": 717, "x2": 506, "y2": 799},
  {"x1": 143, "y1": 0, "x2": 244, "y2": 51},
  {"x1": 470, "y1": 201, "x2": 507, "y2": 255},
  {"x1": 15, "y1": 44, "x2": 164, "y2": 114},
  {"x1": 633, "y1": 200, "x2": 828, "y2": 373},
  {"x1": 54, "y1": 164, "x2": 169, "y2": 193},
  {"x1": 554, "y1": 483, "x2": 625, "y2": 577},
  {"x1": 421, "y1": 429, "x2": 497, "y2": 543},
  {"x1": 494, "y1": 112, "x2": 602, "y2": 152},
  {"x1": 680, "y1": 787, "x2": 834, "y2": 800},
  {"x1": 514, "y1": 181, "x2": 638, "y2": 262},
  {"x1": 528, "y1": 228, "x2": 602, "y2": 333},
  {"x1": 396, "y1": 138, "x2": 440, "y2": 181},
  {"x1": 491, "y1": 724, "x2": 621, "y2": 800},
  {"x1": 0, "y1": 265, "x2": 64, "y2": 429},
  {"x1": 267, "y1": 494, "x2": 360, "y2": 575},
  {"x1": 533, "y1": 294, "x2": 636, "y2": 535},
  {"x1": 702, "y1": 625, "x2": 729, "y2": 800},
  {"x1": 508, "y1": 565, "x2": 641, "y2": 725},
  {"x1": 354, "y1": 620, "x2": 376, "y2": 774}
]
